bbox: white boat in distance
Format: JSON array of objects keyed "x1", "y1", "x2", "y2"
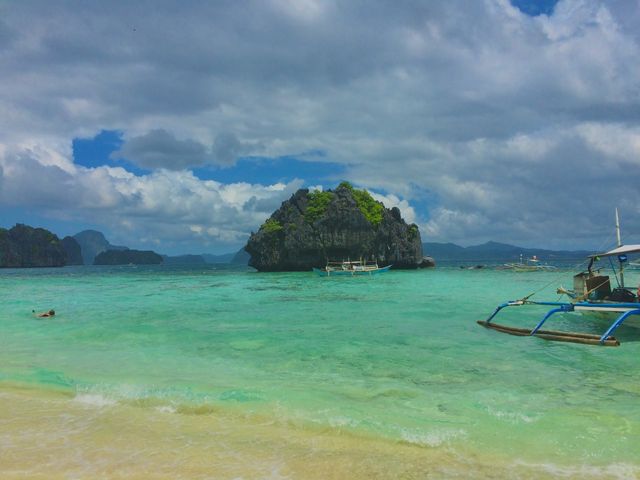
[
  {"x1": 313, "y1": 260, "x2": 391, "y2": 276},
  {"x1": 500, "y1": 254, "x2": 557, "y2": 272}
]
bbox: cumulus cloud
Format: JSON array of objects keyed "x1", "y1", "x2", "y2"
[
  {"x1": 1, "y1": 0, "x2": 640, "y2": 250},
  {"x1": 369, "y1": 191, "x2": 417, "y2": 225},
  {"x1": 0, "y1": 146, "x2": 302, "y2": 251},
  {"x1": 111, "y1": 130, "x2": 257, "y2": 169},
  {"x1": 212, "y1": 132, "x2": 257, "y2": 166},
  {"x1": 111, "y1": 129, "x2": 210, "y2": 170}
]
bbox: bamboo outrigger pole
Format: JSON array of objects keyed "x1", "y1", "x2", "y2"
[{"x1": 476, "y1": 320, "x2": 620, "y2": 346}]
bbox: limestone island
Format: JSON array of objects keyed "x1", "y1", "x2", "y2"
[
  {"x1": 0, "y1": 224, "x2": 82, "y2": 268},
  {"x1": 93, "y1": 249, "x2": 163, "y2": 265},
  {"x1": 245, "y1": 182, "x2": 429, "y2": 272}
]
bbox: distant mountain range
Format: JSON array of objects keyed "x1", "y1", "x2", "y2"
[
  {"x1": 95, "y1": 249, "x2": 163, "y2": 265},
  {"x1": 216, "y1": 242, "x2": 594, "y2": 266},
  {"x1": 423, "y1": 241, "x2": 593, "y2": 263},
  {"x1": 66, "y1": 236, "x2": 598, "y2": 268},
  {"x1": 2, "y1": 224, "x2": 251, "y2": 267},
  {"x1": 201, "y1": 253, "x2": 235, "y2": 263},
  {"x1": 1, "y1": 222, "x2": 598, "y2": 268},
  {"x1": 71, "y1": 229, "x2": 249, "y2": 265},
  {"x1": 162, "y1": 254, "x2": 207, "y2": 265},
  {"x1": 163, "y1": 252, "x2": 248, "y2": 265}
]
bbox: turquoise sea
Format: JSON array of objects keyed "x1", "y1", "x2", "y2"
[{"x1": 1, "y1": 264, "x2": 639, "y2": 479}]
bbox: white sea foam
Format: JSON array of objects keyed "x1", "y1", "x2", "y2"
[
  {"x1": 327, "y1": 415, "x2": 359, "y2": 428},
  {"x1": 486, "y1": 405, "x2": 537, "y2": 424},
  {"x1": 73, "y1": 393, "x2": 117, "y2": 407},
  {"x1": 155, "y1": 405, "x2": 177, "y2": 414},
  {"x1": 400, "y1": 428, "x2": 466, "y2": 447}
]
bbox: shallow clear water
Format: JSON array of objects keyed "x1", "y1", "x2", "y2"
[{"x1": 1, "y1": 265, "x2": 639, "y2": 478}]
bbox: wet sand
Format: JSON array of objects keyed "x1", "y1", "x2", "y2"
[{"x1": 2, "y1": 384, "x2": 634, "y2": 479}]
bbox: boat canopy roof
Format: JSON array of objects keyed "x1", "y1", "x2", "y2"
[{"x1": 590, "y1": 244, "x2": 640, "y2": 258}]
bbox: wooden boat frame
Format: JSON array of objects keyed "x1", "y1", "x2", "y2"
[
  {"x1": 477, "y1": 299, "x2": 640, "y2": 346},
  {"x1": 313, "y1": 259, "x2": 392, "y2": 276},
  {"x1": 479, "y1": 212, "x2": 640, "y2": 346}
]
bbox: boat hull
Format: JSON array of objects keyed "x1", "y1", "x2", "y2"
[
  {"x1": 573, "y1": 301, "x2": 640, "y2": 321},
  {"x1": 501, "y1": 263, "x2": 557, "y2": 272},
  {"x1": 313, "y1": 265, "x2": 392, "y2": 276}
]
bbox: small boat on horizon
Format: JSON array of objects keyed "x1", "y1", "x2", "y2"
[
  {"x1": 313, "y1": 260, "x2": 391, "y2": 276},
  {"x1": 499, "y1": 254, "x2": 557, "y2": 272}
]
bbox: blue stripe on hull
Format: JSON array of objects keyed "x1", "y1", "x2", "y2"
[{"x1": 313, "y1": 265, "x2": 392, "y2": 276}]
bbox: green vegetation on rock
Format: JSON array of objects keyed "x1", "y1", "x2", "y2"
[
  {"x1": 261, "y1": 218, "x2": 284, "y2": 233},
  {"x1": 352, "y1": 189, "x2": 384, "y2": 226},
  {"x1": 245, "y1": 187, "x2": 423, "y2": 271},
  {"x1": 305, "y1": 190, "x2": 334, "y2": 223},
  {"x1": 337, "y1": 181, "x2": 384, "y2": 226}
]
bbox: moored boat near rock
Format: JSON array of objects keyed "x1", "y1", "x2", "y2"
[
  {"x1": 313, "y1": 260, "x2": 391, "y2": 276},
  {"x1": 498, "y1": 254, "x2": 556, "y2": 272},
  {"x1": 245, "y1": 182, "x2": 423, "y2": 272}
]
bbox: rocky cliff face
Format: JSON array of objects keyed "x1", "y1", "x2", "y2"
[
  {"x1": 231, "y1": 248, "x2": 250, "y2": 265},
  {"x1": 0, "y1": 224, "x2": 67, "y2": 267},
  {"x1": 73, "y1": 230, "x2": 128, "y2": 265},
  {"x1": 245, "y1": 183, "x2": 423, "y2": 271},
  {"x1": 61, "y1": 236, "x2": 84, "y2": 265}
]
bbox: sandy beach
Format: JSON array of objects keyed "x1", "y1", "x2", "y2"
[{"x1": 5, "y1": 383, "x2": 634, "y2": 480}]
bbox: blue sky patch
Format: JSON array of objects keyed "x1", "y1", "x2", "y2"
[
  {"x1": 72, "y1": 130, "x2": 122, "y2": 168},
  {"x1": 192, "y1": 155, "x2": 346, "y2": 187},
  {"x1": 73, "y1": 130, "x2": 343, "y2": 187},
  {"x1": 510, "y1": 0, "x2": 558, "y2": 16},
  {"x1": 72, "y1": 130, "x2": 150, "y2": 175}
]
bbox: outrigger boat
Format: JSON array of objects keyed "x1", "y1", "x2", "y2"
[
  {"x1": 500, "y1": 254, "x2": 557, "y2": 272},
  {"x1": 478, "y1": 210, "x2": 640, "y2": 346},
  {"x1": 313, "y1": 260, "x2": 391, "y2": 276}
]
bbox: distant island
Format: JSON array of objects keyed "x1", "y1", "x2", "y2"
[
  {"x1": 0, "y1": 224, "x2": 81, "y2": 268},
  {"x1": 162, "y1": 254, "x2": 206, "y2": 265},
  {"x1": 74, "y1": 230, "x2": 128, "y2": 265},
  {"x1": 0, "y1": 223, "x2": 251, "y2": 268},
  {"x1": 0, "y1": 221, "x2": 597, "y2": 269},
  {"x1": 0, "y1": 224, "x2": 166, "y2": 268},
  {"x1": 61, "y1": 236, "x2": 83, "y2": 265},
  {"x1": 423, "y1": 241, "x2": 593, "y2": 263},
  {"x1": 245, "y1": 182, "x2": 428, "y2": 272},
  {"x1": 94, "y1": 249, "x2": 163, "y2": 265}
]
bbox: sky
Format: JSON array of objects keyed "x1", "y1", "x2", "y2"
[{"x1": 1, "y1": 0, "x2": 640, "y2": 255}]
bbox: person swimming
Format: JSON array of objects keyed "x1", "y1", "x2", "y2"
[{"x1": 33, "y1": 309, "x2": 55, "y2": 317}]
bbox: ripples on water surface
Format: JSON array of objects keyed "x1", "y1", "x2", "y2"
[{"x1": 1, "y1": 264, "x2": 639, "y2": 478}]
